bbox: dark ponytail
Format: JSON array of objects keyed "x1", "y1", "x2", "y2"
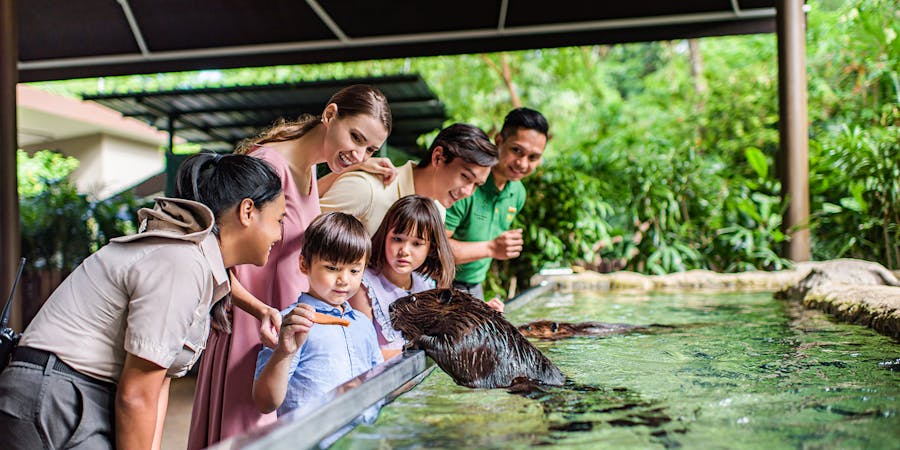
[
  {"x1": 175, "y1": 151, "x2": 283, "y2": 334},
  {"x1": 175, "y1": 151, "x2": 282, "y2": 225}
]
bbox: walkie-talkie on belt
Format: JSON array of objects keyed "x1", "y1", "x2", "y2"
[{"x1": 0, "y1": 257, "x2": 26, "y2": 372}]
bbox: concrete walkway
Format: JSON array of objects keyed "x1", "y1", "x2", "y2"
[{"x1": 162, "y1": 376, "x2": 196, "y2": 450}]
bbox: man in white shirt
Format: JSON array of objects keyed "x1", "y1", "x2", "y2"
[{"x1": 320, "y1": 123, "x2": 498, "y2": 235}]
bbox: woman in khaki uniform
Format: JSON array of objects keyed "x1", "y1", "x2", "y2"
[{"x1": 0, "y1": 152, "x2": 287, "y2": 450}]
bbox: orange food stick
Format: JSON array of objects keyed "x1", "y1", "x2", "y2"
[{"x1": 312, "y1": 311, "x2": 350, "y2": 327}]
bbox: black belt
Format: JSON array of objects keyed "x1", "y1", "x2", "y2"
[
  {"x1": 11, "y1": 346, "x2": 115, "y2": 389},
  {"x1": 453, "y1": 280, "x2": 480, "y2": 289}
]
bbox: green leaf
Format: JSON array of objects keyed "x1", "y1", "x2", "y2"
[{"x1": 744, "y1": 147, "x2": 768, "y2": 179}]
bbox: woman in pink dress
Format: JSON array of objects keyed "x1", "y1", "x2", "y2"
[{"x1": 188, "y1": 84, "x2": 393, "y2": 449}]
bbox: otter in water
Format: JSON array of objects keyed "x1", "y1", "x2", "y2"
[
  {"x1": 518, "y1": 321, "x2": 646, "y2": 340},
  {"x1": 389, "y1": 288, "x2": 566, "y2": 388}
]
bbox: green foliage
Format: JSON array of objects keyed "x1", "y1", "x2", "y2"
[
  {"x1": 809, "y1": 124, "x2": 900, "y2": 265},
  {"x1": 803, "y1": 0, "x2": 900, "y2": 267},
  {"x1": 16, "y1": 150, "x2": 79, "y2": 196},
  {"x1": 518, "y1": 163, "x2": 613, "y2": 265},
  {"x1": 18, "y1": 150, "x2": 146, "y2": 272}
]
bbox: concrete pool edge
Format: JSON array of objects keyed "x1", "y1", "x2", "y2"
[
  {"x1": 530, "y1": 259, "x2": 900, "y2": 340},
  {"x1": 208, "y1": 351, "x2": 433, "y2": 450},
  {"x1": 530, "y1": 268, "x2": 805, "y2": 293},
  {"x1": 802, "y1": 284, "x2": 900, "y2": 339}
]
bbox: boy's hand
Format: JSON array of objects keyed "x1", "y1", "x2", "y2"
[{"x1": 276, "y1": 304, "x2": 315, "y2": 355}]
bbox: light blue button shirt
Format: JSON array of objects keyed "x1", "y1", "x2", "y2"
[{"x1": 255, "y1": 293, "x2": 383, "y2": 417}]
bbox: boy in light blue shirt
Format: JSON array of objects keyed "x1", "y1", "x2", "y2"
[{"x1": 253, "y1": 212, "x2": 383, "y2": 417}]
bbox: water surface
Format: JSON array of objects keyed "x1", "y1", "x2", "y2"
[{"x1": 336, "y1": 291, "x2": 900, "y2": 449}]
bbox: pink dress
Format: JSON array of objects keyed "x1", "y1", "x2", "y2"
[{"x1": 188, "y1": 147, "x2": 320, "y2": 449}]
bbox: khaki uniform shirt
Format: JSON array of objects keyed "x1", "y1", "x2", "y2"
[
  {"x1": 320, "y1": 161, "x2": 446, "y2": 235},
  {"x1": 20, "y1": 198, "x2": 230, "y2": 383}
]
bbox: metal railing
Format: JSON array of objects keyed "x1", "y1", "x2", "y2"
[
  {"x1": 208, "y1": 351, "x2": 433, "y2": 450},
  {"x1": 505, "y1": 279, "x2": 552, "y2": 312},
  {"x1": 208, "y1": 281, "x2": 554, "y2": 449}
]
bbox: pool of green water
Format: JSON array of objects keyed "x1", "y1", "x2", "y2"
[{"x1": 335, "y1": 291, "x2": 900, "y2": 449}]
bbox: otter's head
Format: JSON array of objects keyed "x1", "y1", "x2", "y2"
[
  {"x1": 519, "y1": 320, "x2": 559, "y2": 339},
  {"x1": 389, "y1": 288, "x2": 496, "y2": 343}
]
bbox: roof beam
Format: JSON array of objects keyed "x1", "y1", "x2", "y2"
[
  {"x1": 18, "y1": 9, "x2": 776, "y2": 71},
  {"x1": 82, "y1": 74, "x2": 427, "y2": 99},
  {"x1": 498, "y1": 0, "x2": 509, "y2": 32},
  {"x1": 306, "y1": 0, "x2": 349, "y2": 43},
  {"x1": 116, "y1": 0, "x2": 150, "y2": 56},
  {"x1": 129, "y1": 99, "x2": 443, "y2": 119}
]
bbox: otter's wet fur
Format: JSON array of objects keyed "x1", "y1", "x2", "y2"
[
  {"x1": 389, "y1": 288, "x2": 566, "y2": 388},
  {"x1": 518, "y1": 320, "x2": 646, "y2": 340}
]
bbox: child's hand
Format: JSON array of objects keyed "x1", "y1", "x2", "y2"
[
  {"x1": 486, "y1": 296, "x2": 505, "y2": 313},
  {"x1": 276, "y1": 304, "x2": 315, "y2": 355}
]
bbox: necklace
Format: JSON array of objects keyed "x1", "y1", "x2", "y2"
[
  {"x1": 384, "y1": 269, "x2": 413, "y2": 292},
  {"x1": 388, "y1": 274, "x2": 412, "y2": 291}
]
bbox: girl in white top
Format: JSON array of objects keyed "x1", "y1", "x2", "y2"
[
  {"x1": 349, "y1": 194, "x2": 455, "y2": 360},
  {"x1": 0, "y1": 152, "x2": 287, "y2": 450}
]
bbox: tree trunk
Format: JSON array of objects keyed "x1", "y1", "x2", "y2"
[
  {"x1": 480, "y1": 53, "x2": 521, "y2": 108},
  {"x1": 688, "y1": 39, "x2": 708, "y2": 96}
]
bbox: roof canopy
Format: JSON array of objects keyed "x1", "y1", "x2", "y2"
[
  {"x1": 19, "y1": 0, "x2": 777, "y2": 82},
  {"x1": 82, "y1": 74, "x2": 446, "y2": 155}
]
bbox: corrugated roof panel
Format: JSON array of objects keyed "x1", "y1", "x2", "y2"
[{"x1": 83, "y1": 75, "x2": 446, "y2": 155}]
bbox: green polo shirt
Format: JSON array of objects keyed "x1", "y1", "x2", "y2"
[{"x1": 445, "y1": 172, "x2": 526, "y2": 284}]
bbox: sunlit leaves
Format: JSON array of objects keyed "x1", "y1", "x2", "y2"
[
  {"x1": 744, "y1": 147, "x2": 769, "y2": 179},
  {"x1": 18, "y1": 150, "x2": 146, "y2": 272}
]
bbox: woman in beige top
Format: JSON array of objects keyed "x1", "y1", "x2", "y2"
[{"x1": 0, "y1": 152, "x2": 287, "y2": 450}]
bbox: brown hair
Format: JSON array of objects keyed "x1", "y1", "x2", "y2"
[
  {"x1": 236, "y1": 84, "x2": 392, "y2": 154},
  {"x1": 301, "y1": 212, "x2": 371, "y2": 266},
  {"x1": 417, "y1": 123, "x2": 498, "y2": 169},
  {"x1": 368, "y1": 195, "x2": 455, "y2": 288}
]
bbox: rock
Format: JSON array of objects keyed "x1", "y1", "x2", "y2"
[
  {"x1": 776, "y1": 259, "x2": 900, "y2": 300},
  {"x1": 802, "y1": 284, "x2": 900, "y2": 339}
]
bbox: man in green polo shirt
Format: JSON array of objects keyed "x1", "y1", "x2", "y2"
[{"x1": 445, "y1": 108, "x2": 549, "y2": 312}]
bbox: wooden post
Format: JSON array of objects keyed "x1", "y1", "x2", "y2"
[
  {"x1": 0, "y1": 0, "x2": 22, "y2": 330},
  {"x1": 776, "y1": 0, "x2": 811, "y2": 262}
]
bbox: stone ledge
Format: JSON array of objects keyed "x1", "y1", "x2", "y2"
[
  {"x1": 803, "y1": 284, "x2": 900, "y2": 339},
  {"x1": 531, "y1": 268, "x2": 806, "y2": 293},
  {"x1": 529, "y1": 259, "x2": 900, "y2": 340}
]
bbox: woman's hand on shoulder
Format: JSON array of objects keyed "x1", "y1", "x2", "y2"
[
  {"x1": 276, "y1": 304, "x2": 315, "y2": 356},
  {"x1": 486, "y1": 296, "x2": 505, "y2": 313},
  {"x1": 355, "y1": 157, "x2": 397, "y2": 185}
]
